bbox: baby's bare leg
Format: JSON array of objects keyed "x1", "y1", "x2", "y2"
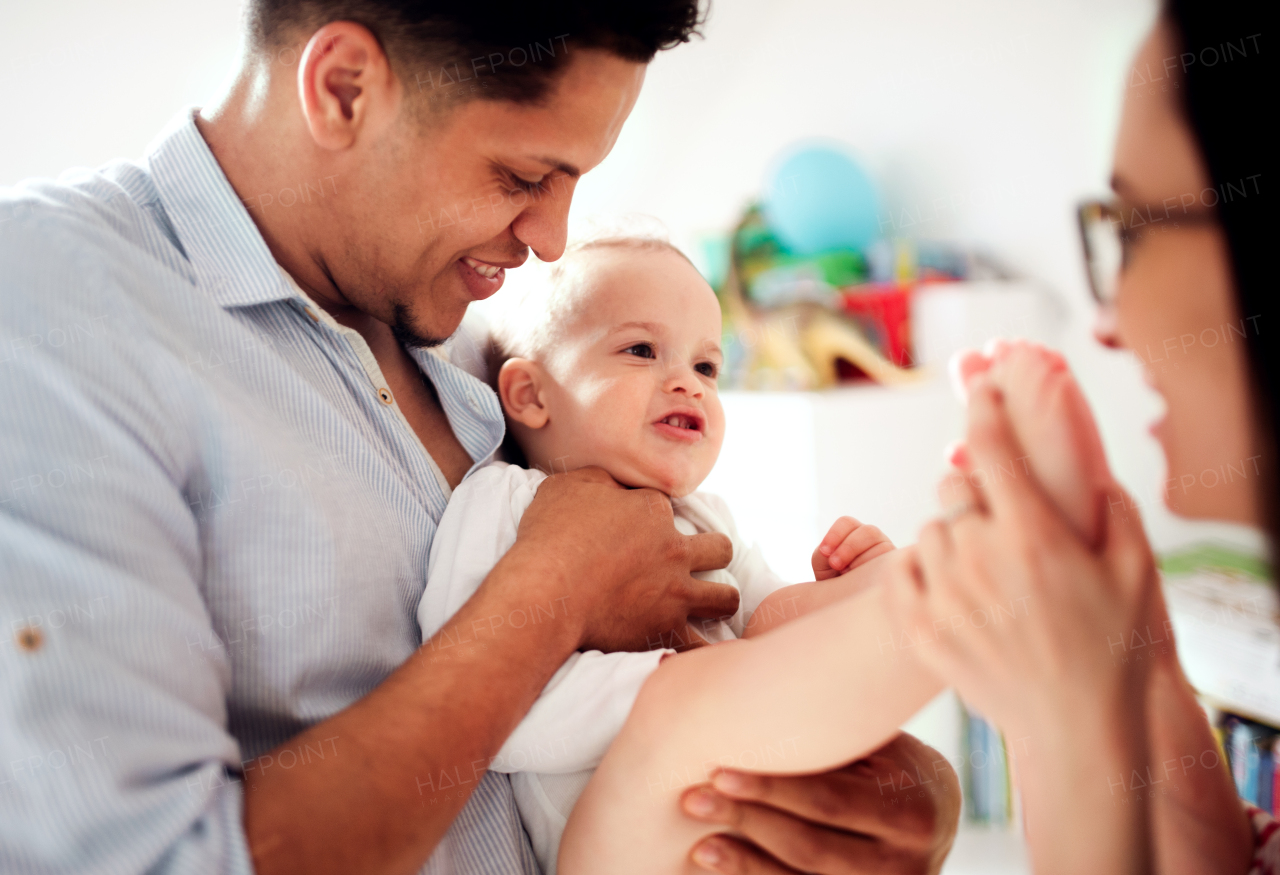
[{"x1": 558, "y1": 562, "x2": 942, "y2": 875}]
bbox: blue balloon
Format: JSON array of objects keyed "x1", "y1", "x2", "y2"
[{"x1": 762, "y1": 145, "x2": 880, "y2": 256}]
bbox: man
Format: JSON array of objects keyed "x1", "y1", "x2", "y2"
[{"x1": 0, "y1": 2, "x2": 959, "y2": 872}]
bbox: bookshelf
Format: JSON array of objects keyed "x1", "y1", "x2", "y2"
[{"x1": 1161, "y1": 544, "x2": 1279, "y2": 813}]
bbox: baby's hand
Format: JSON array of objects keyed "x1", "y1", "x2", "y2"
[{"x1": 812, "y1": 516, "x2": 894, "y2": 581}]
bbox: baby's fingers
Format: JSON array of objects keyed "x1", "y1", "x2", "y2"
[
  {"x1": 818, "y1": 515, "x2": 862, "y2": 557},
  {"x1": 829, "y1": 524, "x2": 894, "y2": 571}
]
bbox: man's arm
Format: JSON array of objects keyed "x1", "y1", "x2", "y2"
[{"x1": 243, "y1": 468, "x2": 738, "y2": 875}]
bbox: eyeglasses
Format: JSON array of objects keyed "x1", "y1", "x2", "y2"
[{"x1": 1076, "y1": 198, "x2": 1218, "y2": 305}]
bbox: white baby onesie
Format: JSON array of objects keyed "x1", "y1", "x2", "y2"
[{"x1": 417, "y1": 462, "x2": 790, "y2": 875}]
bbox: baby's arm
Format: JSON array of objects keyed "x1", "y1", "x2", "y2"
[
  {"x1": 745, "y1": 516, "x2": 896, "y2": 638},
  {"x1": 559, "y1": 555, "x2": 943, "y2": 875}
]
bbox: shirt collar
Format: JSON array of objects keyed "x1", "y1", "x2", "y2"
[
  {"x1": 146, "y1": 110, "x2": 506, "y2": 467},
  {"x1": 146, "y1": 108, "x2": 295, "y2": 309}
]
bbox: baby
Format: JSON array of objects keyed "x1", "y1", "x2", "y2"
[{"x1": 416, "y1": 235, "x2": 896, "y2": 873}]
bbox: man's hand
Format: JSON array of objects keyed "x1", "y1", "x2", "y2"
[
  {"x1": 502, "y1": 467, "x2": 738, "y2": 652},
  {"x1": 812, "y1": 516, "x2": 895, "y2": 581},
  {"x1": 680, "y1": 733, "x2": 960, "y2": 874}
]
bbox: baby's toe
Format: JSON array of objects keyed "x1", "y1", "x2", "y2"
[{"x1": 948, "y1": 349, "x2": 992, "y2": 402}]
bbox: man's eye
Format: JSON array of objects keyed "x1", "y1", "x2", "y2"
[
  {"x1": 696, "y1": 362, "x2": 717, "y2": 378},
  {"x1": 624, "y1": 343, "x2": 656, "y2": 359},
  {"x1": 507, "y1": 170, "x2": 546, "y2": 193}
]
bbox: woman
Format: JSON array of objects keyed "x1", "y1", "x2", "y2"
[{"x1": 897, "y1": 1, "x2": 1271, "y2": 872}]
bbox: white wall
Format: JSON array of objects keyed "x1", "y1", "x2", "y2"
[
  {"x1": 1, "y1": 1, "x2": 243, "y2": 183},
  {"x1": 3, "y1": 0, "x2": 1262, "y2": 559},
  {"x1": 566, "y1": 0, "x2": 1261, "y2": 558}
]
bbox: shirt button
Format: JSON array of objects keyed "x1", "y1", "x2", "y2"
[
  {"x1": 378, "y1": 387, "x2": 394, "y2": 405},
  {"x1": 466, "y1": 391, "x2": 479, "y2": 411},
  {"x1": 15, "y1": 626, "x2": 43, "y2": 652}
]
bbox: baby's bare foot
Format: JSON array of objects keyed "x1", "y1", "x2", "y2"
[{"x1": 949, "y1": 340, "x2": 1113, "y2": 548}]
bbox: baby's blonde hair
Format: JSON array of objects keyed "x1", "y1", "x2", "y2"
[{"x1": 486, "y1": 219, "x2": 696, "y2": 382}]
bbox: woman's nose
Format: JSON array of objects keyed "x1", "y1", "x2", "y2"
[{"x1": 1092, "y1": 304, "x2": 1122, "y2": 350}]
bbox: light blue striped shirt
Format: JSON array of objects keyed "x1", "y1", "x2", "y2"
[{"x1": 0, "y1": 110, "x2": 539, "y2": 874}]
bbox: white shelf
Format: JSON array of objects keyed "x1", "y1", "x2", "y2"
[
  {"x1": 1165, "y1": 569, "x2": 1280, "y2": 725},
  {"x1": 701, "y1": 378, "x2": 964, "y2": 583},
  {"x1": 942, "y1": 826, "x2": 1031, "y2": 875}
]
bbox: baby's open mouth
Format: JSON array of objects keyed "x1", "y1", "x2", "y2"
[{"x1": 653, "y1": 410, "x2": 705, "y2": 441}]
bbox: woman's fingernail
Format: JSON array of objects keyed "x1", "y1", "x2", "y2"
[
  {"x1": 692, "y1": 837, "x2": 728, "y2": 869},
  {"x1": 819, "y1": 544, "x2": 833, "y2": 556},
  {"x1": 713, "y1": 770, "x2": 757, "y2": 795},
  {"x1": 684, "y1": 788, "x2": 721, "y2": 816}
]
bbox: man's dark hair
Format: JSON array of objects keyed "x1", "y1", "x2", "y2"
[{"x1": 249, "y1": 1, "x2": 708, "y2": 104}]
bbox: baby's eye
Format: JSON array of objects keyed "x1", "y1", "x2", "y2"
[
  {"x1": 623, "y1": 343, "x2": 656, "y2": 359},
  {"x1": 695, "y1": 362, "x2": 718, "y2": 378}
]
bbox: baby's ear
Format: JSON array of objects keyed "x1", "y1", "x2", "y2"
[{"x1": 497, "y1": 358, "x2": 550, "y2": 429}]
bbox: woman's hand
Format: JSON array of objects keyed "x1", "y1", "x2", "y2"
[
  {"x1": 887, "y1": 380, "x2": 1162, "y2": 874},
  {"x1": 890, "y1": 380, "x2": 1164, "y2": 734}
]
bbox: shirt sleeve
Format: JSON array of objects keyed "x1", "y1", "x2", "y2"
[
  {"x1": 0, "y1": 214, "x2": 253, "y2": 873},
  {"x1": 420, "y1": 463, "x2": 672, "y2": 775}
]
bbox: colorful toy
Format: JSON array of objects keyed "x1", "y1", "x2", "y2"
[{"x1": 762, "y1": 144, "x2": 880, "y2": 256}]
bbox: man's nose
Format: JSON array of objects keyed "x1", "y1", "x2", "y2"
[{"x1": 510, "y1": 177, "x2": 576, "y2": 263}]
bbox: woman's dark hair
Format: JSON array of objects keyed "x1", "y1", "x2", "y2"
[
  {"x1": 249, "y1": 0, "x2": 707, "y2": 105},
  {"x1": 1165, "y1": 1, "x2": 1275, "y2": 554}
]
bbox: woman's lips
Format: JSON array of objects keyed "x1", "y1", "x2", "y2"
[{"x1": 457, "y1": 256, "x2": 505, "y2": 300}]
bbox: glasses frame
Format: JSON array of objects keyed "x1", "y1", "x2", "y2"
[{"x1": 1076, "y1": 197, "x2": 1218, "y2": 305}]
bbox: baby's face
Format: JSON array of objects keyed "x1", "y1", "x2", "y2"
[{"x1": 516, "y1": 246, "x2": 725, "y2": 497}]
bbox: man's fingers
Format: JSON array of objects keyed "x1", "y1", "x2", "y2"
[
  {"x1": 559, "y1": 465, "x2": 624, "y2": 486},
  {"x1": 686, "y1": 531, "x2": 733, "y2": 572},
  {"x1": 690, "y1": 834, "x2": 805, "y2": 875},
  {"x1": 707, "y1": 769, "x2": 899, "y2": 840},
  {"x1": 685, "y1": 786, "x2": 880, "y2": 874},
  {"x1": 683, "y1": 577, "x2": 741, "y2": 621}
]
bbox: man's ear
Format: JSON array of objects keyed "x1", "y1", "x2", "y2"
[
  {"x1": 498, "y1": 359, "x2": 551, "y2": 429},
  {"x1": 297, "y1": 21, "x2": 399, "y2": 150}
]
